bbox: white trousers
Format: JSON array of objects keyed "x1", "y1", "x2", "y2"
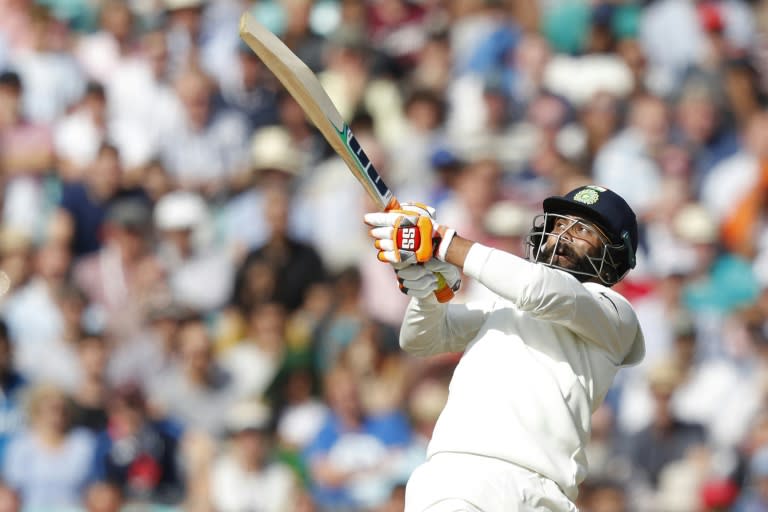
[{"x1": 404, "y1": 452, "x2": 579, "y2": 512}]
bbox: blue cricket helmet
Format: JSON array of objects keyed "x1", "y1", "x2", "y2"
[{"x1": 540, "y1": 185, "x2": 638, "y2": 284}]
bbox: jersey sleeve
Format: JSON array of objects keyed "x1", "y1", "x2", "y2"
[
  {"x1": 463, "y1": 244, "x2": 645, "y2": 366},
  {"x1": 399, "y1": 294, "x2": 489, "y2": 357}
]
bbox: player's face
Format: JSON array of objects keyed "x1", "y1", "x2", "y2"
[{"x1": 538, "y1": 215, "x2": 606, "y2": 273}]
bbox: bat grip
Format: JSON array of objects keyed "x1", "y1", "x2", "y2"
[
  {"x1": 433, "y1": 273, "x2": 455, "y2": 303},
  {"x1": 384, "y1": 198, "x2": 454, "y2": 304}
]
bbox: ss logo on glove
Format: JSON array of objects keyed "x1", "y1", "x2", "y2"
[{"x1": 399, "y1": 226, "x2": 419, "y2": 250}]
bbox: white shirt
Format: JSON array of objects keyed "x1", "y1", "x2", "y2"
[
  {"x1": 400, "y1": 244, "x2": 644, "y2": 500},
  {"x1": 210, "y1": 455, "x2": 296, "y2": 512},
  {"x1": 593, "y1": 129, "x2": 662, "y2": 220},
  {"x1": 53, "y1": 110, "x2": 103, "y2": 170},
  {"x1": 700, "y1": 151, "x2": 757, "y2": 223},
  {"x1": 219, "y1": 342, "x2": 280, "y2": 399},
  {"x1": 11, "y1": 50, "x2": 85, "y2": 124}
]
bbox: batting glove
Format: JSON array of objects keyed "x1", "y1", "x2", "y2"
[
  {"x1": 364, "y1": 202, "x2": 456, "y2": 264},
  {"x1": 395, "y1": 259, "x2": 461, "y2": 298}
]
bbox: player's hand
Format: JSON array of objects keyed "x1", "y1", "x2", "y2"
[
  {"x1": 364, "y1": 203, "x2": 449, "y2": 264},
  {"x1": 395, "y1": 259, "x2": 461, "y2": 299}
]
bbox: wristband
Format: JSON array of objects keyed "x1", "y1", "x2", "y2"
[{"x1": 436, "y1": 227, "x2": 456, "y2": 262}]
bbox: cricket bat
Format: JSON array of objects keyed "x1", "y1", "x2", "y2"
[{"x1": 239, "y1": 12, "x2": 454, "y2": 302}]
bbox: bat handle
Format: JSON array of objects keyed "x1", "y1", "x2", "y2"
[
  {"x1": 385, "y1": 197, "x2": 401, "y2": 211},
  {"x1": 433, "y1": 273, "x2": 455, "y2": 303},
  {"x1": 384, "y1": 198, "x2": 454, "y2": 304}
]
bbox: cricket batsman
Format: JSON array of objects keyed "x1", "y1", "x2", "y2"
[{"x1": 364, "y1": 185, "x2": 645, "y2": 511}]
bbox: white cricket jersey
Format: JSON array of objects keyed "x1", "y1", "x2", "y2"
[{"x1": 400, "y1": 244, "x2": 645, "y2": 501}]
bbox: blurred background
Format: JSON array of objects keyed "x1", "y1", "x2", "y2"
[{"x1": 0, "y1": 0, "x2": 767, "y2": 510}]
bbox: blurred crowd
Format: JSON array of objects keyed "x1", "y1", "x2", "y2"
[{"x1": 1, "y1": 0, "x2": 768, "y2": 510}]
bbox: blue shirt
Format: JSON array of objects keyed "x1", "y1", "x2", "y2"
[
  {"x1": 303, "y1": 410, "x2": 411, "y2": 509},
  {"x1": 3, "y1": 428, "x2": 95, "y2": 508}
]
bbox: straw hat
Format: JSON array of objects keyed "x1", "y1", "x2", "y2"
[{"x1": 250, "y1": 126, "x2": 303, "y2": 176}]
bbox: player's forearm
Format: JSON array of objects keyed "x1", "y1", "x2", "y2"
[
  {"x1": 460, "y1": 243, "x2": 585, "y2": 318},
  {"x1": 441, "y1": 234, "x2": 475, "y2": 269},
  {"x1": 400, "y1": 295, "x2": 449, "y2": 356},
  {"x1": 401, "y1": 293, "x2": 487, "y2": 356}
]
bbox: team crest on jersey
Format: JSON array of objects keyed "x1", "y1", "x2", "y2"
[{"x1": 574, "y1": 188, "x2": 601, "y2": 205}]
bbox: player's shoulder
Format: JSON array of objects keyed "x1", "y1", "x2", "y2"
[
  {"x1": 583, "y1": 282, "x2": 637, "y2": 317},
  {"x1": 584, "y1": 282, "x2": 645, "y2": 366}
]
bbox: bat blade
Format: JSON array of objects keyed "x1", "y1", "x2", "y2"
[
  {"x1": 238, "y1": 12, "x2": 454, "y2": 303},
  {"x1": 238, "y1": 12, "x2": 398, "y2": 211}
]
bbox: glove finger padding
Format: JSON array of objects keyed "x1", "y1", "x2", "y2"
[
  {"x1": 369, "y1": 226, "x2": 394, "y2": 240},
  {"x1": 399, "y1": 202, "x2": 436, "y2": 219},
  {"x1": 424, "y1": 259, "x2": 462, "y2": 296},
  {"x1": 364, "y1": 212, "x2": 410, "y2": 227},
  {"x1": 396, "y1": 265, "x2": 432, "y2": 280},
  {"x1": 396, "y1": 264, "x2": 438, "y2": 298},
  {"x1": 365, "y1": 211, "x2": 436, "y2": 264}
]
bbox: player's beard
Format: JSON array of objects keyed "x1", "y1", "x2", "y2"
[{"x1": 535, "y1": 237, "x2": 596, "y2": 277}]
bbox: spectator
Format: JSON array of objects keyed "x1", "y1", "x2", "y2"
[
  {"x1": 2, "y1": 383, "x2": 94, "y2": 509},
  {"x1": 375, "y1": 483, "x2": 406, "y2": 512},
  {"x1": 0, "y1": 320, "x2": 25, "y2": 463},
  {"x1": 10, "y1": 5, "x2": 85, "y2": 123},
  {"x1": 210, "y1": 400, "x2": 298, "y2": 512},
  {"x1": 90, "y1": 383, "x2": 184, "y2": 505},
  {"x1": 219, "y1": 301, "x2": 287, "y2": 400},
  {"x1": 0, "y1": 227, "x2": 33, "y2": 301},
  {"x1": 160, "y1": 66, "x2": 250, "y2": 194},
  {"x1": 583, "y1": 403, "x2": 633, "y2": 487},
  {"x1": 214, "y1": 41, "x2": 279, "y2": 132},
  {"x1": 387, "y1": 88, "x2": 445, "y2": 201},
  {"x1": 106, "y1": 30, "x2": 179, "y2": 171},
  {"x1": 392, "y1": 378, "x2": 448, "y2": 486},
  {"x1": 700, "y1": 110, "x2": 768, "y2": 230},
  {"x1": 626, "y1": 359, "x2": 707, "y2": 489},
  {"x1": 735, "y1": 445, "x2": 768, "y2": 511},
  {"x1": 53, "y1": 81, "x2": 109, "y2": 182},
  {"x1": 272, "y1": 363, "x2": 328, "y2": 485},
  {"x1": 408, "y1": 29, "x2": 453, "y2": 94},
  {"x1": 74, "y1": 0, "x2": 137, "y2": 84},
  {"x1": 717, "y1": 117, "x2": 768, "y2": 260},
  {"x1": 701, "y1": 477, "x2": 740, "y2": 512},
  {"x1": 224, "y1": 124, "x2": 311, "y2": 259},
  {"x1": 83, "y1": 481, "x2": 123, "y2": 512},
  {"x1": 162, "y1": 0, "x2": 205, "y2": 78},
  {"x1": 233, "y1": 185, "x2": 325, "y2": 313},
  {"x1": 314, "y1": 267, "x2": 397, "y2": 373},
  {"x1": 153, "y1": 190, "x2": 234, "y2": 312},
  {"x1": 579, "y1": 91, "x2": 622, "y2": 168},
  {"x1": 73, "y1": 198, "x2": 164, "y2": 338},
  {"x1": 303, "y1": 364, "x2": 411, "y2": 511},
  {"x1": 0, "y1": 69, "x2": 54, "y2": 239},
  {"x1": 0, "y1": 483, "x2": 20, "y2": 512},
  {"x1": 107, "y1": 301, "x2": 189, "y2": 388},
  {"x1": 339, "y1": 320, "x2": 407, "y2": 415},
  {"x1": 593, "y1": 94, "x2": 668, "y2": 221},
  {"x1": 148, "y1": 316, "x2": 235, "y2": 437},
  {"x1": 2, "y1": 242, "x2": 77, "y2": 382},
  {"x1": 54, "y1": 143, "x2": 147, "y2": 258},
  {"x1": 670, "y1": 81, "x2": 739, "y2": 193},
  {"x1": 577, "y1": 478, "x2": 628, "y2": 512},
  {"x1": 70, "y1": 333, "x2": 111, "y2": 433}
]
